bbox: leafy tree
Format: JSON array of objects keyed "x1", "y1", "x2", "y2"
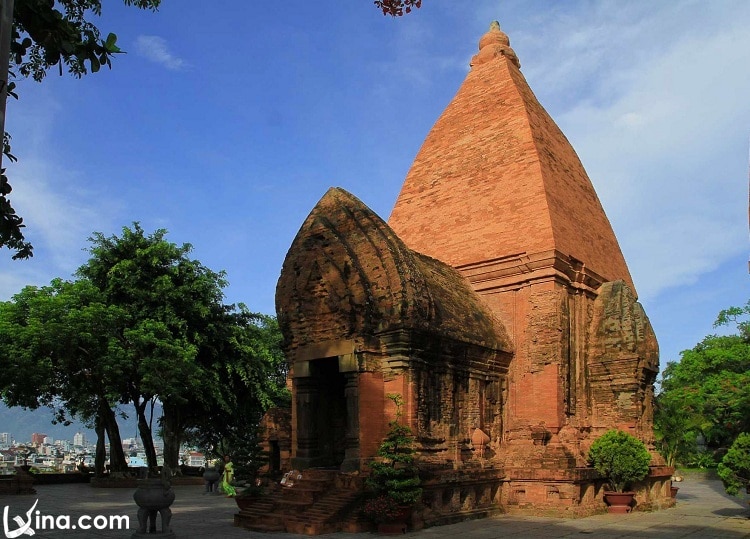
[
  {"x1": 183, "y1": 312, "x2": 288, "y2": 478},
  {"x1": 657, "y1": 302, "x2": 750, "y2": 454},
  {"x1": 0, "y1": 223, "x2": 288, "y2": 477},
  {"x1": 75, "y1": 223, "x2": 234, "y2": 472},
  {"x1": 660, "y1": 337, "x2": 750, "y2": 448},
  {"x1": 654, "y1": 390, "x2": 701, "y2": 468},
  {"x1": 0, "y1": 279, "x2": 130, "y2": 476},
  {"x1": 2, "y1": 0, "x2": 162, "y2": 259},
  {"x1": 716, "y1": 300, "x2": 750, "y2": 340},
  {"x1": 718, "y1": 432, "x2": 750, "y2": 496}
]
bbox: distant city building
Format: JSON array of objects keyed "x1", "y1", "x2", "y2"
[
  {"x1": 56, "y1": 439, "x2": 71, "y2": 452},
  {"x1": 186, "y1": 451, "x2": 205, "y2": 468},
  {"x1": 31, "y1": 433, "x2": 47, "y2": 446},
  {"x1": 73, "y1": 432, "x2": 86, "y2": 447},
  {"x1": 0, "y1": 433, "x2": 10, "y2": 447},
  {"x1": 127, "y1": 456, "x2": 147, "y2": 467},
  {"x1": 122, "y1": 437, "x2": 138, "y2": 450}
]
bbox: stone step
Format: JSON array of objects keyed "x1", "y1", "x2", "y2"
[
  {"x1": 282, "y1": 485, "x2": 330, "y2": 503},
  {"x1": 235, "y1": 471, "x2": 364, "y2": 534},
  {"x1": 242, "y1": 522, "x2": 286, "y2": 533},
  {"x1": 277, "y1": 497, "x2": 314, "y2": 509},
  {"x1": 299, "y1": 469, "x2": 339, "y2": 481}
]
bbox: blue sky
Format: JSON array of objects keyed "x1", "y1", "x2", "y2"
[{"x1": 2, "y1": 0, "x2": 749, "y2": 379}]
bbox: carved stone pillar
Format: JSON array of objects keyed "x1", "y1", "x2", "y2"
[
  {"x1": 341, "y1": 372, "x2": 361, "y2": 472},
  {"x1": 292, "y1": 375, "x2": 319, "y2": 469}
]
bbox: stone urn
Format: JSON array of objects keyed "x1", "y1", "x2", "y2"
[
  {"x1": 132, "y1": 478, "x2": 176, "y2": 538},
  {"x1": 202, "y1": 467, "x2": 221, "y2": 493}
]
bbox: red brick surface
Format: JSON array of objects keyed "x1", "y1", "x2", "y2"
[
  {"x1": 269, "y1": 22, "x2": 669, "y2": 526},
  {"x1": 388, "y1": 24, "x2": 634, "y2": 293}
]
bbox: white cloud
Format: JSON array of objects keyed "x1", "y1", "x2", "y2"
[
  {"x1": 506, "y1": 1, "x2": 750, "y2": 302},
  {"x1": 12, "y1": 161, "x2": 112, "y2": 267},
  {"x1": 0, "y1": 158, "x2": 120, "y2": 300},
  {"x1": 135, "y1": 35, "x2": 187, "y2": 71},
  {"x1": 1, "y1": 86, "x2": 120, "y2": 299}
]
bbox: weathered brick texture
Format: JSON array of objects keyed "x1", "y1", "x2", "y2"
[
  {"x1": 262, "y1": 22, "x2": 670, "y2": 531},
  {"x1": 388, "y1": 22, "x2": 634, "y2": 293}
]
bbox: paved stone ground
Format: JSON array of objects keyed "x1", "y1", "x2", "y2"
[{"x1": 1, "y1": 476, "x2": 748, "y2": 538}]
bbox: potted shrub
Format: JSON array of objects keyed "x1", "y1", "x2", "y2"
[
  {"x1": 588, "y1": 429, "x2": 652, "y2": 513},
  {"x1": 364, "y1": 394, "x2": 422, "y2": 533},
  {"x1": 717, "y1": 433, "x2": 750, "y2": 501}
]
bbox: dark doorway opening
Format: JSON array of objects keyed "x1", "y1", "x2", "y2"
[
  {"x1": 312, "y1": 357, "x2": 347, "y2": 467},
  {"x1": 270, "y1": 441, "x2": 281, "y2": 473}
]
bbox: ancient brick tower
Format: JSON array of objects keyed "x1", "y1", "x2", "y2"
[
  {"x1": 247, "y1": 22, "x2": 673, "y2": 532},
  {"x1": 387, "y1": 20, "x2": 669, "y2": 512}
]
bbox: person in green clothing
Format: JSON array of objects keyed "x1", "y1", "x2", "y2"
[{"x1": 219, "y1": 455, "x2": 236, "y2": 497}]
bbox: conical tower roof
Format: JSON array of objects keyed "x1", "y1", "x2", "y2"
[{"x1": 388, "y1": 22, "x2": 634, "y2": 293}]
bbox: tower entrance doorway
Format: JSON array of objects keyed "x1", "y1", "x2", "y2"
[{"x1": 293, "y1": 357, "x2": 349, "y2": 469}]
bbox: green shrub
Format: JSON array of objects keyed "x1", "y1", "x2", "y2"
[
  {"x1": 684, "y1": 451, "x2": 716, "y2": 469},
  {"x1": 365, "y1": 394, "x2": 422, "y2": 507},
  {"x1": 588, "y1": 430, "x2": 652, "y2": 492},
  {"x1": 717, "y1": 433, "x2": 750, "y2": 496}
]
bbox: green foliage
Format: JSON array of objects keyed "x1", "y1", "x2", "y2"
[
  {"x1": 184, "y1": 312, "x2": 289, "y2": 479},
  {"x1": 684, "y1": 451, "x2": 716, "y2": 469},
  {"x1": 0, "y1": 223, "x2": 288, "y2": 475},
  {"x1": 654, "y1": 390, "x2": 702, "y2": 467},
  {"x1": 717, "y1": 432, "x2": 750, "y2": 496},
  {"x1": 365, "y1": 394, "x2": 422, "y2": 507},
  {"x1": 715, "y1": 300, "x2": 750, "y2": 341},
  {"x1": 374, "y1": 0, "x2": 422, "y2": 16},
  {"x1": 0, "y1": 278, "x2": 126, "y2": 415},
  {"x1": 658, "y1": 316, "x2": 750, "y2": 449},
  {"x1": 11, "y1": 0, "x2": 160, "y2": 82},
  {"x1": 2, "y1": 0, "x2": 161, "y2": 259},
  {"x1": 0, "y1": 277, "x2": 131, "y2": 474},
  {"x1": 655, "y1": 300, "x2": 750, "y2": 472},
  {"x1": 588, "y1": 430, "x2": 652, "y2": 492}
]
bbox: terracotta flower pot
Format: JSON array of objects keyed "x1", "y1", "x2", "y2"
[
  {"x1": 670, "y1": 486, "x2": 679, "y2": 498},
  {"x1": 374, "y1": 505, "x2": 412, "y2": 534},
  {"x1": 377, "y1": 521, "x2": 407, "y2": 534},
  {"x1": 603, "y1": 491, "x2": 635, "y2": 513}
]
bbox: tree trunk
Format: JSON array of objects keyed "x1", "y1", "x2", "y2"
[
  {"x1": 135, "y1": 397, "x2": 158, "y2": 473},
  {"x1": 100, "y1": 403, "x2": 128, "y2": 476},
  {"x1": 161, "y1": 404, "x2": 184, "y2": 473},
  {"x1": 94, "y1": 411, "x2": 106, "y2": 477}
]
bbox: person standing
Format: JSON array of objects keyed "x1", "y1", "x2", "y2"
[{"x1": 219, "y1": 455, "x2": 236, "y2": 497}]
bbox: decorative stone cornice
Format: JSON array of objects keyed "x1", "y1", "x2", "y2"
[{"x1": 455, "y1": 249, "x2": 607, "y2": 297}]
